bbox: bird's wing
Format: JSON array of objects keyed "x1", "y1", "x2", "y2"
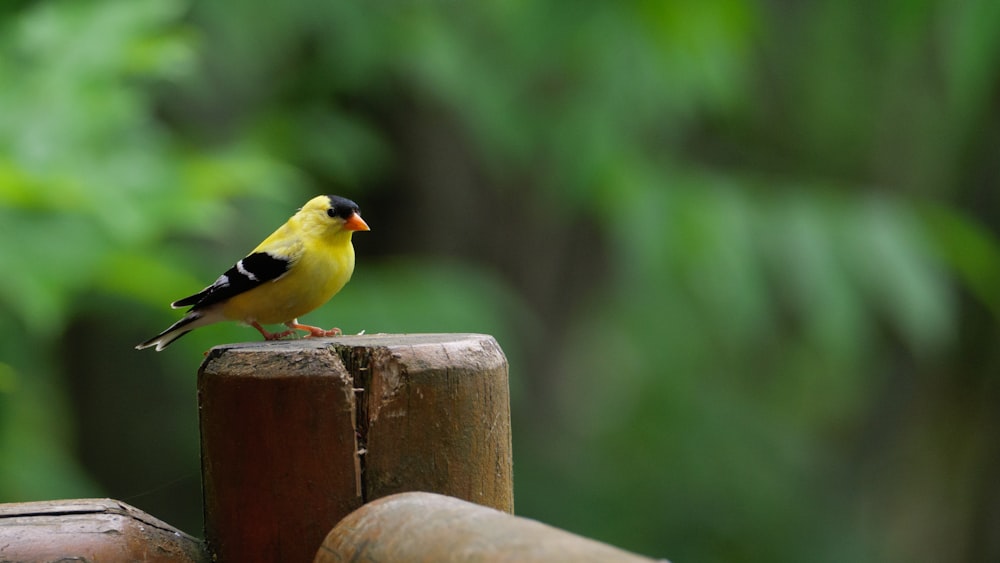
[{"x1": 171, "y1": 251, "x2": 295, "y2": 310}]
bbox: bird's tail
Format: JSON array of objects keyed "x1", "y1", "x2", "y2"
[{"x1": 135, "y1": 310, "x2": 221, "y2": 351}]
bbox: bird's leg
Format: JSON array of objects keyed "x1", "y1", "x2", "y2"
[
  {"x1": 251, "y1": 321, "x2": 296, "y2": 341},
  {"x1": 285, "y1": 319, "x2": 343, "y2": 338}
]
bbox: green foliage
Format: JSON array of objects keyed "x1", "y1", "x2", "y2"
[
  {"x1": 2, "y1": 1, "x2": 1000, "y2": 561},
  {"x1": 0, "y1": 0, "x2": 284, "y2": 501}
]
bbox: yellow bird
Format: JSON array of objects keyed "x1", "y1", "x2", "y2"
[{"x1": 136, "y1": 195, "x2": 370, "y2": 351}]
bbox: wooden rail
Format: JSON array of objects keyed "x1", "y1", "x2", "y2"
[
  {"x1": 315, "y1": 491, "x2": 662, "y2": 563},
  {"x1": 0, "y1": 498, "x2": 206, "y2": 561}
]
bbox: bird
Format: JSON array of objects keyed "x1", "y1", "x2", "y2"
[{"x1": 136, "y1": 195, "x2": 370, "y2": 351}]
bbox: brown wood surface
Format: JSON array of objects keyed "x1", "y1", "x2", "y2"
[
  {"x1": 333, "y1": 333, "x2": 513, "y2": 512},
  {"x1": 314, "y1": 492, "x2": 660, "y2": 563},
  {"x1": 199, "y1": 333, "x2": 512, "y2": 562},
  {"x1": 0, "y1": 498, "x2": 206, "y2": 562},
  {"x1": 199, "y1": 341, "x2": 361, "y2": 563}
]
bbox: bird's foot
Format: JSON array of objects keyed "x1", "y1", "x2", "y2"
[
  {"x1": 265, "y1": 329, "x2": 297, "y2": 340},
  {"x1": 310, "y1": 327, "x2": 343, "y2": 337},
  {"x1": 286, "y1": 321, "x2": 342, "y2": 338},
  {"x1": 251, "y1": 321, "x2": 296, "y2": 341}
]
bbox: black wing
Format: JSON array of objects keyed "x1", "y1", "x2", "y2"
[{"x1": 171, "y1": 252, "x2": 292, "y2": 310}]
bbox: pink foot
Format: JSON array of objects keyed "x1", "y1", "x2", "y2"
[
  {"x1": 251, "y1": 321, "x2": 295, "y2": 341},
  {"x1": 286, "y1": 321, "x2": 342, "y2": 338}
]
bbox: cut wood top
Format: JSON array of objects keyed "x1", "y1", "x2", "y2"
[
  {"x1": 201, "y1": 333, "x2": 507, "y2": 375},
  {"x1": 205, "y1": 332, "x2": 502, "y2": 353}
]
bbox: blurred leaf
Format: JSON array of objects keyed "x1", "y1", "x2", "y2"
[
  {"x1": 922, "y1": 204, "x2": 1000, "y2": 317},
  {"x1": 842, "y1": 196, "x2": 954, "y2": 356}
]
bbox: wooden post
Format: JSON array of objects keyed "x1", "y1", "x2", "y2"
[
  {"x1": 314, "y1": 492, "x2": 661, "y2": 563},
  {"x1": 199, "y1": 333, "x2": 512, "y2": 562},
  {"x1": 339, "y1": 333, "x2": 513, "y2": 511},
  {"x1": 0, "y1": 498, "x2": 206, "y2": 562},
  {"x1": 198, "y1": 340, "x2": 359, "y2": 563}
]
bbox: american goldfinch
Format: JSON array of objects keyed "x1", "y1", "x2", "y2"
[{"x1": 136, "y1": 195, "x2": 370, "y2": 351}]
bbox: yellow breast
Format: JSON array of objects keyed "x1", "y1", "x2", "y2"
[{"x1": 221, "y1": 238, "x2": 356, "y2": 325}]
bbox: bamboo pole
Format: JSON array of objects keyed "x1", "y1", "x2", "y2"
[
  {"x1": 198, "y1": 333, "x2": 512, "y2": 562},
  {"x1": 314, "y1": 492, "x2": 663, "y2": 563}
]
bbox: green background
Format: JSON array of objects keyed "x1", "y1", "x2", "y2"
[{"x1": 2, "y1": 1, "x2": 999, "y2": 561}]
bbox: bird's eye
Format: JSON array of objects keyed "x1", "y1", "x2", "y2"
[{"x1": 327, "y1": 208, "x2": 337, "y2": 218}]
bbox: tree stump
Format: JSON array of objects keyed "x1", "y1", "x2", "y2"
[{"x1": 198, "y1": 333, "x2": 512, "y2": 562}]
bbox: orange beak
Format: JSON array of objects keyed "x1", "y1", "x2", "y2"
[{"x1": 344, "y1": 212, "x2": 370, "y2": 232}]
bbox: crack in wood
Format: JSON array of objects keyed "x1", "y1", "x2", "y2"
[{"x1": 331, "y1": 343, "x2": 374, "y2": 502}]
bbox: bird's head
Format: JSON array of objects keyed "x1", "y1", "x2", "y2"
[{"x1": 297, "y1": 195, "x2": 371, "y2": 238}]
